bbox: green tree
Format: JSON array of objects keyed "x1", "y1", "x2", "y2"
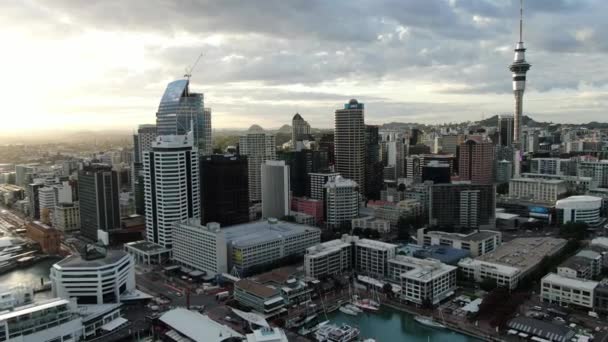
[{"x1": 383, "y1": 283, "x2": 394, "y2": 298}]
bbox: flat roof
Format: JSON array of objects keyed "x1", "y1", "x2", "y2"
[
  {"x1": 224, "y1": 220, "x2": 320, "y2": 248},
  {"x1": 236, "y1": 279, "x2": 279, "y2": 298},
  {"x1": 124, "y1": 240, "x2": 171, "y2": 254},
  {"x1": 55, "y1": 250, "x2": 129, "y2": 268},
  {"x1": 508, "y1": 317, "x2": 575, "y2": 342},
  {"x1": 559, "y1": 256, "x2": 591, "y2": 270},
  {"x1": 458, "y1": 258, "x2": 520, "y2": 276},
  {"x1": 0, "y1": 298, "x2": 70, "y2": 321},
  {"x1": 306, "y1": 238, "x2": 353, "y2": 258},
  {"x1": 542, "y1": 273, "x2": 599, "y2": 291},
  {"x1": 160, "y1": 308, "x2": 243, "y2": 342},
  {"x1": 477, "y1": 237, "x2": 567, "y2": 274},
  {"x1": 511, "y1": 178, "x2": 565, "y2": 184},
  {"x1": 356, "y1": 238, "x2": 398, "y2": 251},
  {"x1": 390, "y1": 255, "x2": 456, "y2": 281},
  {"x1": 424, "y1": 229, "x2": 500, "y2": 242}
]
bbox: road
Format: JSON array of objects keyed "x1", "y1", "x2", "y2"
[{"x1": 135, "y1": 268, "x2": 219, "y2": 308}]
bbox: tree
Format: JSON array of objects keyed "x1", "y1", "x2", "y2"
[
  {"x1": 559, "y1": 222, "x2": 588, "y2": 241},
  {"x1": 382, "y1": 283, "x2": 394, "y2": 298},
  {"x1": 338, "y1": 221, "x2": 352, "y2": 234},
  {"x1": 352, "y1": 227, "x2": 363, "y2": 237}
]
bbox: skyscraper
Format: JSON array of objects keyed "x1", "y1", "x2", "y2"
[
  {"x1": 430, "y1": 183, "x2": 495, "y2": 230},
  {"x1": 497, "y1": 114, "x2": 514, "y2": 147},
  {"x1": 261, "y1": 160, "x2": 290, "y2": 219},
  {"x1": 78, "y1": 164, "x2": 120, "y2": 242},
  {"x1": 155, "y1": 79, "x2": 212, "y2": 154},
  {"x1": 239, "y1": 125, "x2": 276, "y2": 202},
  {"x1": 335, "y1": 99, "x2": 366, "y2": 196},
  {"x1": 143, "y1": 133, "x2": 200, "y2": 248},
  {"x1": 132, "y1": 124, "x2": 157, "y2": 164},
  {"x1": 278, "y1": 149, "x2": 328, "y2": 197},
  {"x1": 292, "y1": 113, "x2": 311, "y2": 145},
  {"x1": 324, "y1": 176, "x2": 359, "y2": 228},
  {"x1": 510, "y1": 0, "x2": 531, "y2": 176},
  {"x1": 200, "y1": 154, "x2": 249, "y2": 226},
  {"x1": 365, "y1": 125, "x2": 384, "y2": 200},
  {"x1": 458, "y1": 138, "x2": 494, "y2": 185}
]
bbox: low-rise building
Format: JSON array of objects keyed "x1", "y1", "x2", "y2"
[
  {"x1": 291, "y1": 197, "x2": 323, "y2": 225},
  {"x1": 351, "y1": 216, "x2": 391, "y2": 233},
  {"x1": 389, "y1": 256, "x2": 457, "y2": 305},
  {"x1": 417, "y1": 228, "x2": 502, "y2": 257},
  {"x1": 555, "y1": 195, "x2": 604, "y2": 227},
  {"x1": 158, "y1": 308, "x2": 242, "y2": 342},
  {"x1": 458, "y1": 258, "x2": 521, "y2": 289},
  {"x1": 594, "y1": 279, "x2": 608, "y2": 314},
  {"x1": 541, "y1": 273, "x2": 598, "y2": 309},
  {"x1": 557, "y1": 256, "x2": 594, "y2": 280},
  {"x1": 304, "y1": 235, "x2": 356, "y2": 279},
  {"x1": 254, "y1": 267, "x2": 312, "y2": 305},
  {"x1": 508, "y1": 178, "x2": 568, "y2": 203},
  {"x1": 373, "y1": 199, "x2": 422, "y2": 228},
  {"x1": 234, "y1": 279, "x2": 285, "y2": 318},
  {"x1": 355, "y1": 239, "x2": 397, "y2": 278},
  {"x1": 25, "y1": 220, "x2": 61, "y2": 254},
  {"x1": 123, "y1": 240, "x2": 172, "y2": 265}
]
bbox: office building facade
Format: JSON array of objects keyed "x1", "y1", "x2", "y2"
[
  {"x1": 324, "y1": 176, "x2": 359, "y2": 228},
  {"x1": 335, "y1": 99, "x2": 366, "y2": 195},
  {"x1": 458, "y1": 138, "x2": 494, "y2": 184},
  {"x1": 430, "y1": 183, "x2": 495, "y2": 230},
  {"x1": 261, "y1": 161, "x2": 290, "y2": 219},
  {"x1": 78, "y1": 164, "x2": 120, "y2": 242},
  {"x1": 172, "y1": 220, "x2": 228, "y2": 276},
  {"x1": 239, "y1": 126, "x2": 276, "y2": 202}
]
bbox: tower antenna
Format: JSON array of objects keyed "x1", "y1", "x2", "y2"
[
  {"x1": 519, "y1": 0, "x2": 524, "y2": 42},
  {"x1": 184, "y1": 52, "x2": 204, "y2": 81}
]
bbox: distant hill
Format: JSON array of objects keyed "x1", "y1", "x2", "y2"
[{"x1": 277, "y1": 124, "x2": 292, "y2": 133}]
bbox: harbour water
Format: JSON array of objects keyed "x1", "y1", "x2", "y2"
[
  {"x1": 327, "y1": 306, "x2": 481, "y2": 342},
  {"x1": 0, "y1": 257, "x2": 61, "y2": 299}
]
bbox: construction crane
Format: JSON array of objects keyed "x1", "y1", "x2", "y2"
[{"x1": 184, "y1": 52, "x2": 204, "y2": 81}]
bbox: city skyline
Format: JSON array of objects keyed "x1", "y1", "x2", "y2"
[{"x1": 1, "y1": 0, "x2": 607, "y2": 134}]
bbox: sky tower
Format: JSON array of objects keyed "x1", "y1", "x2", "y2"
[{"x1": 510, "y1": 0, "x2": 531, "y2": 176}]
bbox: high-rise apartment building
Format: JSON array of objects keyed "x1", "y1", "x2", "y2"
[
  {"x1": 335, "y1": 99, "x2": 366, "y2": 195},
  {"x1": 365, "y1": 125, "x2": 383, "y2": 200},
  {"x1": 309, "y1": 172, "x2": 339, "y2": 200},
  {"x1": 291, "y1": 113, "x2": 311, "y2": 144},
  {"x1": 498, "y1": 114, "x2": 514, "y2": 147},
  {"x1": 78, "y1": 164, "x2": 120, "y2": 242},
  {"x1": 239, "y1": 125, "x2": 276, "y2": 202},
  {"x1": 324, "y1": 176, "x2": 359, "y2": 227},
  {"x1": 144, "y1": 133, "x2": 199, "y2": 248},
  {"x1": 578, "y1": 161, "x2": 608, "y2": 188},
  {"x1": 200, "y1": 154, "x2": 249, "y2": 226},
  {"x1": 261, "y1": 161, "x2": 290, "y2": 219},
  {"x1": 458, "y1": 138, "x2": 494, "y2": 184},
  {"x1": 430, "y1": 183, "x2": 496, "y2": 230},
  {"x1": 133, "y1": 124, "x2": 157, "y2": 163},
  {"x1": 155, "y1": 79, "x2": 212, "y2": 154}
]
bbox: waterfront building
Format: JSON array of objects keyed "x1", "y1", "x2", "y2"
[
  {"x1": 308, "y1": 172, "x2": 339, "y2": 200},
  {"x1": 304, "y1": 235, "x2": 356, "y2": 279},
  {"x1": 291, "y1": 113, "x2": 311, "y2": 144},
  {"x1": 335, "y1": 99, "x2": 366, "y2": 195},
  {"x1": 509, "y1": 178, "x2": 568, "y2": 203},
  {"x1": 387, "y1": 255, "x2": 457, "y2": 306},
  {"x1": 458, "y1": 138, "x2": 494, "y2": 185},
  {"x1": 155, "y1": 79, "x2": 212, "y2": 154},
  {"x1": 253, "y1": 267, "x2": 312, "y2": 306},
  {"x1": 261, "y1": 160, "x2": 290, "y2": 219},
  {"x1": 25, "y1": 221, "x2": 60, "y2": 254},
  {"x1": 555, "y1": 195, "x2": 603, "y2": 227},
  {"x1": 200, "y1": 154, "x2": 249, "y2": 226},
  {"x1": 158, "y1": 308, "x2": 242, "y2": 342},
  {"x1": 324, "y1": 176, "x2": 359, "y2": 228},
  {"x1": 458, "y1": 258, "x2": 521, "y2": 290},
  {"x1": 239, "y1": 125, "x2": 276, "y2": 202},
  {"x1": 417, "y1": 228, "x2": 502, "y2": 257},
  {"x1": 429, "y1": 182, "x2": 496, "y2": 230},
  {"x1": 246, "y1": 327, "x2": 289, "y2": 342},
  {"x1": 143, "y1": 133, "x2": 200, "y2": 249},
  {"x1": 355, "y1": 239, "x2": 398, "y2": 278},
  {"x1": 26, "y1": 181, "x2": 44, "y2": 220},
  {"x1": 78, "y1": 163, "x2": 120, "y2": 242},
  {"x1": 223, "y1": 219, "x2": 321, "y2": 275},
  {"x1": 53, "y1": 202, "x2": 80, "y2": 232},
  {"x1": 171, "y1": 220, "x2": 228, "y2": 276},
  {"x1": 0, "y1": 298, "x2": 83, "y2": 342},
  {"x1": 234, "y1": 279, "x2": 285, "y2": 318},
  {"x1": 51, "y1": 248, "x2": 135, "y2": 305},
  {"x1": 541, "y1": 273, "x2": 598, "y2": 309}
]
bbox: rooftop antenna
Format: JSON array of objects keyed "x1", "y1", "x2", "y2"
[{"x1": 519, "y1": 0, "x2": 524, "y2": 42}]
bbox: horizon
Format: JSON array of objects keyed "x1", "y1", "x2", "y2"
[{"x1": 2, "y1": 1, "x2": 608, "y2": 133}]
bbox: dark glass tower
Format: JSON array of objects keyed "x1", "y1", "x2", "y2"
[
  {"x1": 365, "y1": 125, "x2": 383, "y2": 200},
  {"x1": 200, "y1": 154, "x2": 250, "y2": 226},
  {"x1": 278, "y1": 150, "x2": 329, "y2": 197},
  {"x1": 78, "y1": 164, "x2": 120, "y2": 241}
]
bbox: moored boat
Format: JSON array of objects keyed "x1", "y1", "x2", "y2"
[
  {"x1": 339, "y1": 306, "x2": 358, "y2": 316},
  {"x1": 414, "y1": 315, "x2": 446, "y2": 329}
]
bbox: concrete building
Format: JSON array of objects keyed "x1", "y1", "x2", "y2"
[
  {"x1": 429, "y1": 182, "x2": 496, "y2": 229},
  {"x1": 324, "y1": 176, "x2": 359, "y2": 228},
  {"x1": 234, "y1": 279, "x2": 285, "y2": 318},
  {"x1": 441, "y1": 134, "x2": 464, "y2": 155},
  {"x1": 497, "y1": 114, "x2": 514, "y2": 147},
  {"x1": 557, "y1": 255, "x2": 596, "y2": 280},
  {"x1": 223, "y1": 219, "x2": 321, "y2": 275},
  {"x1": 388, "y1": 256, "x2": 457, "y2": 305},
  {"x1": 158, "y1": 308, "x2": 242, "y2": 342},
  {"x1": 458, "y1": 258, "x2": 521, "y2": 290},
  {"x1": 172, "y1": 219, "x2": 228, "y2": 276},
  {"x1": 308, "y1": 172, "x2": 339, "y2": 200},
  {"x1": 143, "y1": 133, "x2": 199, "y2": 249},
  {"x1": 351, "y1": 217, "x2": 391, "y2": 233},
  {"x1": 132, "y1": 124, "x2": 157, "y2": 164},
  {"x1": 509, "y1": 178, "x2": 568, "y2": 203},
  {"x1": 458, "y1": 138, "x2": 494, "y2": 184},
  {"x1": 530, "y1": 158, "x2": 575, "y2": 176},
  {"x1": 0, "y1": 298, "x2": 83, "y2": 342},
  {"x1": 26, "y1": 221, "x2": 60, "y2": 255},
  {"x1": 304, "y1": 235, "x2": 356, "y2": 279},
  {"x1": 555, "y1": 195, "x2": 603, "y2": 227},
  {"x1": 78, "y1": 164, "x2": 120, "y2": 243},
  {"x1": 291, "y1": 197, "x2": 323, "y2": 225},
  {"x1": 355, "y1": 239, "x2": 397, "y2": 278},
  {"x1": 53, "y1": 202, "x2": 80, "y2": 232},
  {"x1": 578, "y1": 160, "x2": 608, "y2": 188},
  {"x1": 51, "y1": 249, "x2": 135, "y2": 305},
  {"x1": 261, "y1": 160, "x2": 290, "y2": 219},
  {"x1": 541, "y1": 273, "x2": 598, "y2": 309},
  {"x1": 373, "y1": 199, "x2": 422, "y2": 228},
  {"x1": 123, "y1": 240, "x2": 172, "y2": 265},
  {"x1": 291, "y1": 113, "x2": 311, "y2": 144},
  {"x1": 417, "y1": 228, "x2": 502, "y2": 257},
  {"x1": 335, "y1": 99, "x2": 366, "y2": 195},
  {"x1": 496, "y1": 160, "x2": 513, "y2": 184},
  {"x1": 239, "y1": 125, "x2": 276, "y2": 202}
]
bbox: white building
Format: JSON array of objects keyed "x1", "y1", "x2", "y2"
[
  {"x1": 304, "y1": 235, "x2": 357, "y2": 279},
  {"x1": 159, "y1": 308, "x2": 242, "y2": 342},
  {"x1": 143, "y1": 133, "x2": 200, "y2": 248},
  {"x1": 578, "y1": 160, "x2": 608, "y2": 188},
  {"x1": 53, "y1": 202, "x2": 80, "y2": 232},
  {"x1": 458, "y1": 258, "x2": 521, "y2": 290},
  {"x1": 223, "y1": 219, "x2": 321, "y2": 275},
  {"x1": 355, "y1": 239, "x2": 397, "y2": 278},
  {"x1": 308, "y1": 172, "x2": 338, "y2": 200},
  {"x1": 0, "y1": 298, "x2": 83, "y2": 342},
  {"x1": 239, "y1": 126, "x2": 276, "y2": 202},
  {"x1": 388, "y1": 256, "x2": 457, "y2": 305},
  {"x1": 261, "y1": 160, "x2": 290, "y2": 219},
  {"x1": 50, "y1": 249, "x2": 136, "y2": 305},
  {"x1": 351, "y1": 217, "x2": 391, "y2": 233},
  {"x1": 541, "y1": 273, "x2": 598, "y2": 309},
  {"x1": 324, "y1": 176, "x2": 359, "y2": 227},
  {"x1": 417, "y1": 228, "x2": 502, "y2": 257},
  {"x1": 509, "y1": 178, "x2": 568, "y2": 203},
  {"x1": 172, "y1": 219, "x2": 228, "y2": 276},
  {"x1": 530, "y1": 158, "x2": 574, "y2": 176},
  {"x1": 555, "y1": 195, "x2": 603, "y2": 226},
  {"x1": 246, "y1": 327, "x2": 289, "y2": 342}
]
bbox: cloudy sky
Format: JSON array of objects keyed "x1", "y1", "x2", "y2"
[{"x1": 1, "y1": 0, "x2": 607, "y2": 133}]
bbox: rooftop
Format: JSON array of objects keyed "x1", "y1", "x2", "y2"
[
  {"x1": 224, "y1": 219, "x2": 320, "y2": 248},
  {"x1": 236, "y1": 279, "x2": 279, "y2": 298},
  {"x1": 510, "y1": 178, "x2": 565, "y2": 184},
  {"x1": 508, "y1": 317, "x2": 575, "y2": 342},
  {"x1": 477, "y1": 237, "x2": 567, "y2": 274},
  {"x1": 0, "y1": 298, "x2": 71, "y2": 321},
  {"x1": 389, "y1": 255, "x2": 456, "y2": 281},
  {"x1": 324, "y1": 175, "x2": 358, "y2": 188},
  {"x1": 159, "y1": 308, "x2": 243, "y2": 342},
  {"x1": 576, "y1": 249, "x2": 602, "y2": 260},
  {"x1": 458, "y1": 258, "x2": 520, "y2": 276},
  {"x1": 124, "y1": 240, "x2": 172, "y2": 254},
  {"x1": 559, "y1": 256, "x2": 592, "y2": 271},
  {"x1": 356, "y1": 238, "x2": 398, "y2": 251},
  {"x1": 54, "y1": 250, "x2": 130, "y2": 269},
  {"x1": 306, "y1": 236, "x2": 356, "y2": 258},
  {"x1": 542, "y1": 273, "x2": 599, "y2": 291},
  {"x1": 556, "y1": 195, "x2": 602, "y2": 209},
  {"x1": 424, "y1": 229, "x2": 500, "y2": 242}
]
